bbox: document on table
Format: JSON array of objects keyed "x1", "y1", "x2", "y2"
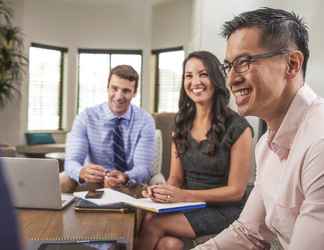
[{"x1": 73, "y1": 188, "x2": 206, "y2": 214}]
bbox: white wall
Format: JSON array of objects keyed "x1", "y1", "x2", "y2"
[
  {"x1": 21, "y1": 0, "x2": 152, "y2": 129},
  {"x1": 5, "y1": 0, "x2": 322, "y2": 146},
  {"x1": 0, "y1": 0, "x2": 153, "y2": 145},
  {"x1": 0, "y1": 0, "x2": 25, "y2": 145},
  {"x1": 152, "y1": 0, "x2": 192, "y2": 50},
  {"x1": 1, "y1": 0, "x2": 194, "y2": 145}
]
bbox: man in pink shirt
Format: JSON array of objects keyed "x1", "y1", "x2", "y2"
[{"x1": 193, "y1": 7, "x2": 324, "y2": 250}]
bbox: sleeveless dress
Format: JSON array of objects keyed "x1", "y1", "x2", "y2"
[{"x1": 181, "y1": 110, "x2": 252, "y2": 236}]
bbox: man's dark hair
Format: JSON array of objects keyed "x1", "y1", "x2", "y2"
[
  {"x1": 107, "y1": 65, "x2": 139, "y2": 93},
  {"x1": 221, "y1": 7, "x2": 309, "y2": 78}
]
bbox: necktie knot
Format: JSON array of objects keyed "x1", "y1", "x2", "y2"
[
  {"x1": 114, "y1": 117, "x2": 123, "y2": 126},
  {"x1": 113, "y1": 118, "x2": 123, "y2": 128}
]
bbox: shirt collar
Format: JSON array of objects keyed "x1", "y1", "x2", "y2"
[
  {"x1": 103, "y1": 103, "x2": 132, "y2": 124},
  {"x1": 268, "y1": 84, "x2": 317, "y2": 160}
]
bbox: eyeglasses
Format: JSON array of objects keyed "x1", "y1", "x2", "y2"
[{"x1": 221, "y1": 49, "x2": 290, "y2": 76}]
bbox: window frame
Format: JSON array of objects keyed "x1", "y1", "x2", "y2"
[
  {"x1": 28, "y1": 42, "x2": 67, "y2": 131},
  {"x1": 77, "y1": 48, "x2": 143, "y2": 113},
  {"x1": 152, "y1": 46, "x2": 184, "y2": 112}
]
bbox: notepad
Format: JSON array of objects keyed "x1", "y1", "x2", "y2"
[{"x1": 73, "y1": 188, "x2": 206, "y2": 214}]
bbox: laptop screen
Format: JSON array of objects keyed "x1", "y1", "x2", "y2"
[{"x1": 0, "y1": 157, "x2": 73, "y2": 209}]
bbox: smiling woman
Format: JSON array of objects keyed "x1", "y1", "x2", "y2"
[
  {"x1": 183, "y1": 57, "x2": 215, "y2": 106},
  {"x1": 135, "y1": 51, "x2": 253, "y2": 250}
]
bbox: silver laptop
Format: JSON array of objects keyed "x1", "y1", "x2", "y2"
[{"x1": 0, "y1": 157, "x2": 74, "y2": 210}]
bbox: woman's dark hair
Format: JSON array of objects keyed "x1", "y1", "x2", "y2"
[
  {"x1": 221, "y1": 7, "x2": 309, "y2": 79},
  {"x1": 173, "y1": 51, "x2": 231, "y2": 157}
]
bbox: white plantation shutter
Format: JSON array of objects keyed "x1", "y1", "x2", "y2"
[
  {"x1": 155, "y1": 49, "x2": 184, "y2": 112},
  {"x1": 28, "y1": 45, "x2": 65, "y2": 130},
  {"x1": 78, "y1": 53, "x2": 110, "y2": 113}
]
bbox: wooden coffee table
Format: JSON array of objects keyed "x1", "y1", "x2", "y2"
[{"x1": 17, "y1": 204, "x2": 136, "y2": 250}]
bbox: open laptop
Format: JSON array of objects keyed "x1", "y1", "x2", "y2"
[{"x1": 0, "y1": 157, "x2": 74, "y2": 210}]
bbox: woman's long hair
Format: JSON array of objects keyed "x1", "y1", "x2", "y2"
[{"x1": 173, "y1": 51, "x2": 231, "y2": 157}]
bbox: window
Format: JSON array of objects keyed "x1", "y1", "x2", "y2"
[
  {"x1": 28, "y1": 43, "x2": 66, "y2": 131},
  {"x1": 78, "y1": 53, "x2": 109, "y2": 113},
  {"x1": 78, "y1": 50, "x2": 142, "y2": 113},
  {"x1": 153, "y1": 47, "x2": 184, "y2": 112}
]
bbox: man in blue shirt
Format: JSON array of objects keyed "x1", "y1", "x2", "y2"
[{"x1": 61, "y1": 65, "x2": 156, "y2": 192}]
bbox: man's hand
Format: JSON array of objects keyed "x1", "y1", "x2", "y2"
[
  {"x1": 79, "y1": 164, "x2": 106, "y2": 184},
  {"x1": 104, "y1": 170, "x2": 128, "y2": 188}
]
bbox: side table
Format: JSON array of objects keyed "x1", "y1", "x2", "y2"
[{"x1": 45, "y1": 152, "x2": 65, "y2": 172}]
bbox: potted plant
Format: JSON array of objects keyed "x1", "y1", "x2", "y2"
[
  {"x1": 0, "y1": 0, "x2": 27, "y2": 108},
  {"x1": 0, "y1": 0, "x2": 27, "y2": 155}
]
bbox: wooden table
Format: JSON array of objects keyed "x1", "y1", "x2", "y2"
[{"x1": 17, "y1": 205, "x2": 136, "y2": 250}]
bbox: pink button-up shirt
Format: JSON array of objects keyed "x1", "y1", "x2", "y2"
[{"x1": 193, "y1": 85, "x2": 324, "y2": 250}]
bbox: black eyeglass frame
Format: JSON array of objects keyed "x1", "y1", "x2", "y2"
[{"x1": 221, "y1": 48, "x2": 290, "y2": 76}]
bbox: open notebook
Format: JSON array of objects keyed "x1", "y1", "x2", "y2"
[{"x1": 73, "y1": 188, "x2": 206, "y2": 214}]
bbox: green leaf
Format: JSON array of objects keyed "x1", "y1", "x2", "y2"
[{"x1": 0, "y1": 0, "x2": 27, "y2": 108}]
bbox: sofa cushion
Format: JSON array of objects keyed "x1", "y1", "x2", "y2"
[
  {"x1": 152, "y1": 129, "x2": 163, "y2": 176},
  {"x1": 25, "y1": 133, "x2": 55, "y2": 145}
]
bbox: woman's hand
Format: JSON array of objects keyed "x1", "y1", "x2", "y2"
[
  {"x1": 142, "y1": 185, "x2": 154, "y2": 198},
  {"x1": 146, "y1": 184, "x2": 187, "y2": 203}
]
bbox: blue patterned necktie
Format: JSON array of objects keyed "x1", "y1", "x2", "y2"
[{"x1": 113, "y1": 118, "x2": 127, "y2": 171}]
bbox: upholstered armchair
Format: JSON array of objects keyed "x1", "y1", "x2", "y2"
[{"x1": 149, "y1": 129, "x2": 165, "y2": 185}]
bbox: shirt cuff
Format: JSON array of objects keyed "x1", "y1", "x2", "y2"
[{"x1": 65, "y1": 161, "x2": 82, "y2": 183}]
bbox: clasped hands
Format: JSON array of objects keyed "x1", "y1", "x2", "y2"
[
  {"x1": 142, "y1": 183, "x2": 185, "y2": 203},
  {"x1": 79, "y1": 164, "x2": 128, "y2": 188}
]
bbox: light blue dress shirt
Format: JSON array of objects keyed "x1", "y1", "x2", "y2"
[{"x1": 65, "y1": 103, "x2": 156, "y2": 184}]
